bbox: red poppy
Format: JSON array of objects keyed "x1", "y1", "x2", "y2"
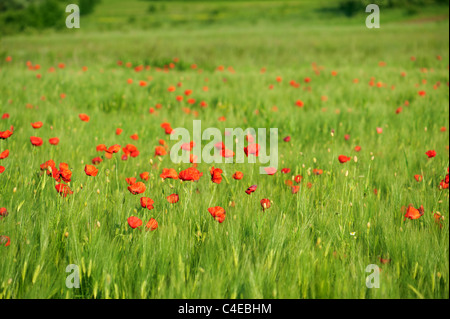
[
  {"x1": 264, "y1": 167, "x2": 277, "y2": 175},
  {"x1": 84, "y1": 165, "x2": 98, "y2": 177},
  {"x1": 79, "y1": 114, "x2": 90, "y2": 122},
  {"x1": 107, "y1": 144, "x2": 121, "y2": 154},
  {"x1": 116, "y1": 128, "x2": 123, "y2": 135},
  {"x1": 92, "y1": 157, "x2": 102, "y2": 165},
  {"x1": 127, "y1": 216, "x2": 142, "y2": 229},
  {"x1": 167, "y1": 194, "x2": 179, "y2": 203},
  {"x1": 128, "y1": 182, "x2": 146, "y2": 194},
  {"x1": 49, "y1": 137, "x2": 59, "y2": 145},
  {"x1": 260, "y1": 199, "x2": 271, "y2": 210},
  {"x1": 130, "y1": 133, "x2": 139, "y2": 140},
  {"x1": 311, "y1": 169, "x2": 322, "y2": 176},
  {"x1": 414, "y1": 174, "x2": 423, "y2": 182},
  {"x1": 296, "y1": 100, "x2": 304, "y2": 107},
  {"x1": 208, "y1": 206, "x2": 226, "y2": 223},
  {"x1": 181, "y1": 141, "x2": 195, "y2": 151},
  {"x1": 0, "y1": 235, "x2": 10, "y2": 247},
  {"x1": 155, "y1": 146, "x2": 167, "y2": 156},
  {"x1": 281, "y1": 168, "x2": 291, "y2": 174},
  {"x1": 0, "y1": 207, "x2": 8, "y2": 219},
  {"x1": 0, "y1": 166, "x2": 5, "y2": 174},
  {"x1": 354, "y1": 146, "x2": 361, "y2": 152},
  {"x1": 245, "y1": 185, "x2": 257, "y2": 195},
  {"x1": 126, "y1": 177, "x2": 137, "y2": 185},
  {"x1": 233, "y1": 171, "x2": 243, "y2": 180},
  {"x1": 179, "y1": 167, "x2": 203, "y2": 181},
  {"x1": 55, "y1": 183, "x2": 73, "y2": 197},
  {"x1": 140, "y1": 172, "x2": 150, "y2": 181},
  {"x1": 160, "y1": 168, "x2": 179, "y2": 180},
  {"x1": 140, "y1": 197, "x2": 154, "y2": 210},
  {"x1": 221, "y1": 148, "x2": 235, "y2": 158},
  {"x1": 31, "y1": 122, "x2": 43, "y2": 129},
  {"x1": 404, "y1": 204, "x2": 424, "y2": 220},
  {"x1": 291, "y1": 186, "x2": 300, "y2": 194},
  {"x1": 30, "y1": 136, "x2": 43, "y2": 146},
  {"x1": 59, "y1": 164, "x2": 72, "y2": 183},
  {"x1": 0, "y1": 149, "x2": 9, "y2": 159},
  {"x1": 283, "y1": 136, "x2": 291, "y2": 142},
  {"x1": 0, "y1": 130, "x2": 13, "y2": 140},
  {"x1": 426, "y1": 150, "x2": 436, "y2": 158},
  {"x1": 146, "y1": 218, "x2": 158, "y2": 231},
  {"x1": 418, "y1": 90, "x2": 426, "y2": 96},
  {"x1": 294, "y1": 175, "x2": 303, "y2": 183},
  {"x1": 210, "y1": 167, "x2": 223, "y2": 184},
  {"x1": 338, "y1": 155, "x2": 351, "y2": 164}
]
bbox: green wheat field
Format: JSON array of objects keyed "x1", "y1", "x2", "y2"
[{"x1": 0, "y1": 0, "x2": 449, "y2": 299}]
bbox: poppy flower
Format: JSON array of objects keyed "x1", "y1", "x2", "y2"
[
  {"x1": 0, "y1": 207, "x2": 8, "y2": 219},
  {"x1": 30, "y1": 136, "x2": 43, "y2": 146},
  {"x1": 146, "y1": 218, "x2": 158, "y2": 231},
  {"x1": 59, "y1": 164, "x2": 72, "y2": 183},
  {"x1": 116, "y1": 128, "x2": 123, "y2": 135},
  {"x1": 140, "y1": 197, "x2": 154, "y2": 210},
  {"x1": 181, "y1": 141, "x2": 195, "y2": 151},
  {"x1": 127, "y1": 216, "x2": 142, "y2": 229},
  {"x1": 233, "y1": 171, "x2": 243, "y2": 180},
  {"x1": 167, "y1": 194, "x2": 179, "y2": 203},
  {"x1": 245, "y1": 185, "x2": 257, "y2": 195},
  {"x1": 0, "y1": 149, "x2": 9, "y2": 159},
  {"x1": 130, "y1": 134, "x2": 138, "y2": 140},
  {"x1": 31, "y1": 122, "x2": 43, "y2": 129},
  {"x1": 283, "y1": 136, "x2": 291, "y2": 142},
  {"x1": 84, "y1": 165, "x2": 98, "y2": 177},
  {"x1": 281, "y1": 168, "x2": 291, "y2": 174},
  {"x1": 107, "y1": 144, "x2": 121, "y2": 154},
  {"x1": 296, "y1": 100, "x2": 304, "y2": 107},
  {"x1": 264, "y1": 167, "x2": 277, "y2": 175},
  {"x1": 79, "y1": 114, "x2": 90, "y2": 122},
  {"x1": 179, "y1": 167, "x2": 203, "y2": 181},
  {"x1": 338, "y1": 155, "x2": 351, "y2": 164},
  {"x1": 0, "y1": 166, "x2": 5, "y2": 174},
  {"x1": 313, "y1": 169, "x2": 323, "y2": 175},
  {"x1": 244, "y1": 144, "x2": 261, "y2": 157},
  {"x1": 155, "y1": 146, "x2": 167, "y2": 156},
  {"x1": 260, "y1": 199, "x2": 271, "y2": 210},
  {"x1": 0, "y1": 130, "x2": 13, "y2": 140},
  {"x1": 376, "y1": 127, "x2": 383, "y2": 134},
  {"x1": 414, "y1": 174, "x2": 423, "y2": 182},
  {"x1": 426, "y1": 150, "x2": 436, "y2": 158},
  {"x1": 418, "y1": 90, "x2": 426, "y2": 96},
  {"x1": 92, "y1": 157, "x2": 102, "y2": 165},
  {"x1": 0, "y1": 235, "x2": 10, "y2": 247},
  {"x1": 294, "y1": 175, "x2": 303, "y2": 183},
  {"x1": 210, "y1": 167, "x2": 223, "y2": 184},
  {"x1": 128, "y1": 182, "x2": 146, "y2": 194},
  {"x1": 46, "y1": 137, "x2": 59, "y2": 145},
  {"x1": 404, "y1": 204, "x2": 424, "y2": 220},
  {"x1": 208, "y1": 206, "x2": 226, "y2": 223},
  {"x1": 55, "y1": 183, "x2": 73, "y2": 197},
  {"x1": 140, "y1": 172, "x2": 149, "y2": 181},
  {"x1": 221, "y1": 148, "x2": 235, "y2": 158},
  {"x1": 344, "y1": 134, "x2": 350, "y2": 141},
  {"x1": 291, "y1": 186, "x2": 300, "y2": 194},
  {"x1": 126, "y1": 177, "x2": 137, "y2": 185},
  {"x1": 354, "y1": 146, "x2": 361, "y2": 152},
  {"x1": 160, "y1": 168, "x2": 179, "y2": 180}
]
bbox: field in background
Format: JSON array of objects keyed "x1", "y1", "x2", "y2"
[{"x1": 0, "y1": 1, "x2": 449, "y2": 299}]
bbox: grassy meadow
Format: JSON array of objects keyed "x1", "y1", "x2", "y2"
[{"x1": 0, "y1": 0, "x2": 449, "y2": 299}]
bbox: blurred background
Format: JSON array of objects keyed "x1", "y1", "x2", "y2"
[{"x1": 0, "y1": 0, "x2": 448, "y2": 35}]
